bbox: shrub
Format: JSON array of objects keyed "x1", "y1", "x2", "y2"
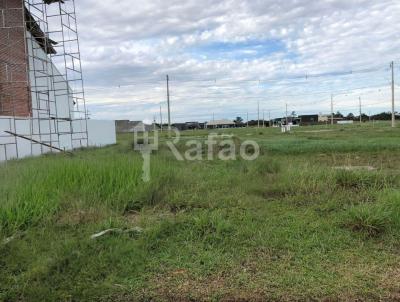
[
  {"x1": 335, "y1": 170, "x2": 395, "y2": 191},
  {"x1": 253, "y1": 157, "x2": 281, "y2": 175},
  {"x1": 344, "y1": 204, "x2": 391, "y2": 237},
  {"x1": 124, "y1": 173, "x2": 177, "y2": 212}
]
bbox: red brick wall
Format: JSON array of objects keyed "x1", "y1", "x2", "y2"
[{"x1": 0, "y1": 0, "x2": 31, "y2": 117}]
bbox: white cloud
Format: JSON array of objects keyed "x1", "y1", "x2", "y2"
[{"x1": 71, "y1": 0, "x2": 400, "y2": 122}]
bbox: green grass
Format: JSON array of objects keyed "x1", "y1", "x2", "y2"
[{"x1": 1, "y1": 122, "x2": 400, "y2": 301}]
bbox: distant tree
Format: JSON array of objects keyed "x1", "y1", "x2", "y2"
[
  {"x1": 234, "y1": 117, "x2": 243, "y2": 124},
  {"x1": 346, "y1": 113, "x2": 355, "y2": 120},
  {"x1": 360, "y1": 113, "x2": 369, "y2": 122},
  {"x1": 291, "y1": 111, "x2": 297, "y2": 117},
  {"x1": 371, "y1": 112, "x2": 392, "y2": 120},
  {"x1": 334, "y1": 111, "x2": 344, "y2": 118}
]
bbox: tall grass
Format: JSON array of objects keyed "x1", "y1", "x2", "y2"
[
  {"x1": 343, "y1": 190, "x2": 400, "y2": 237},
  {"x1": 1, "y1": 124, "x2": 400, "y2": 301},
  {"x1": 0, "y1": 151, "x2": 178, "y2": 234}
]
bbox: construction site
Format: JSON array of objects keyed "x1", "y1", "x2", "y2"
[
  {"x1": 1, "y1": 1, "x2": 400, "y2": 301},
  {"x1": 0, "y1": 0, "x2": 115, "y2": 162}
]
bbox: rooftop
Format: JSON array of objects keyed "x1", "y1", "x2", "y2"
[{"x1": 206, "y1": 119, "x2": 235, "y2": 126}]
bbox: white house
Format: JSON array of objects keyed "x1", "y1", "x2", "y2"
[{"x1": 206, "y1": 119, "x2": 236, "y2": 129}]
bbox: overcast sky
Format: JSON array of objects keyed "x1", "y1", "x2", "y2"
[{"x1": 74, "y1": 0, "x2": 400, "y2": 123}]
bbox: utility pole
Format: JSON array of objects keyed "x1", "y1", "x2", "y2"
[
  {"x1": 257, "y1": 100, "x2": 260, "y2": 128},
  {"x1": 153, "y1": 116, "x2": 156, "y2": 132},
  {"x1": 285, "y1": 103, "x2": 288, "y2": 126},
  {"x1": 359, "y1": 96, "x2": 362, "y2": 124},
  {"x1": 166, "y1": 75, "x2": 171, "y2": 131},
  {"x1": 269, "y1": 110, "x2": 271, "y2": 127},
  {"x1": 391, "y1": 61, "x2": 395, "y2": 128},
  {"x1": 331, "y1": 94, "x2": 334, "y2": 126},
  {"x1": 262, "y1": 110, "x2": 265, "y2": 127},
  {"x1": 159, "y1": 105, "x2": 163, "y2": 132}
]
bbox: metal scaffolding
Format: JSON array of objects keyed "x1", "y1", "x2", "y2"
[{"x1": 0, "y1": 0, "x2": 88, "y2": 162}]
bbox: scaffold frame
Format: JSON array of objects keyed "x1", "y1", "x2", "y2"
[{"x1": 0, "y1": 0, "x2": 88, "y2": 162}]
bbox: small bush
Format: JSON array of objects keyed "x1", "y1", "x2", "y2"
[
  {"x1": 253, "y1": 158, "x2": 281, "y2": 175},
  {"x1": 344, "y1": 205, "x2": 391, "y2": 237},
  {"x1": 124, "y1": 173, "x2": 177, "y2": 212},
  {"x1": 201, "y1": 135, "x2": 242, "y2": 158},
  {"x1": 378, "y1": 190, "x2": 400, "y2": 229},
  {"x1": 191, "y1": 210, "x2": 235, "y2": 245},
  {"x1": 335, "y1": 170, "x2": 395, "y2": 191}
]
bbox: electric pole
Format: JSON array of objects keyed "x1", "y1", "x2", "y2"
[
  {"x1": 159, "y1": 105, "x2": 163, "y2": 132},
  {"x1": 262, "y1": 110, "x2": 265, "y2": 127},
  {"x1": 391, "y1": 61, "x2": 395, "y2": 128},
  {"x1": 257, "y1": 100, "x2": 260, "y2": 128},
  {"x1": 285, "y1": 103, "x2": 288, "y2": 126},
  {"x1": 331, "y1": 94, "x2": 334, "y2": 126},
  {"x1": 269, "y1": 110, "x2": 271, "y2": 127},
  {"x1": 166, "y1": 75, "x2": 171, "y2": 131},
  {"x1": 359, "y1": 96, "x2": 362, "y2": 124}
]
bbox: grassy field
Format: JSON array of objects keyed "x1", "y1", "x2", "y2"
[{"x1": 1, "y1": 122, "x2": 400, "y2": 301}]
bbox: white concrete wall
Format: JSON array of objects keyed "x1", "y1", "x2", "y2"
[
  {"x1": 87, "y1": 120, "x2": 117, "y2": 147},
  {"x1": 0, "y1": 116, "x2": 116, "y2": 162}
]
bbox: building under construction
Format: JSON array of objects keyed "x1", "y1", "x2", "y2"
[{"x1": 0, "y1": 0, "x2": 115, "y2": 162}]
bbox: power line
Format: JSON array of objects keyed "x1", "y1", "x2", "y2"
[{"x1": 85, "y1": 63, "x2": 389, "y2": 88}]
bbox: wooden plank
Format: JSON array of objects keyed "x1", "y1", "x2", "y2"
[{"x1": 4, "y1": 131, "x2": 73, "y2": 155}]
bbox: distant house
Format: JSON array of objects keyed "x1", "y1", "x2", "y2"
[
  {"x1": 186, "y1": 122, "x2": 201, "y2": 130},
  {"x1": 172, "y1": 123, "x2": 188, "y2": 131},
  {"x1": 318, "y1": 115, "x2": 330, "y2": 123},
  {"x1": 299, "y1": 114, "x2": 345, "y2": 125},
  {"x1": 172, "y1": 122, "x2": 203, "y2": 131},
  {"x1": 206, "y1": 119, "x2": 236, "y2": 129},
  {"x1": 273, "y1": 117, "x2": 301, "y2": 126},
  {"x1": 319, "y1": 115, "x2": 348, "y2": 124},
  {"x1": 115, "y1": 120, "x2": 152, "y2": 133},
  {"x1": 299, "y1": 114, "x2": 320, "y2": 125}
]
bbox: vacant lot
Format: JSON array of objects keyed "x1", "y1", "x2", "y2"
[{"x1": 1, "y1": 122, "x2": 400, "y2": 301}]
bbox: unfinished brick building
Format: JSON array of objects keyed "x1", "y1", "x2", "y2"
[
  {"x1": 0, "y1": 0, "x2": 90, "y2": 160},
  {"x1": 0, "y1": 0, "x2": 30, "y2": 116}
]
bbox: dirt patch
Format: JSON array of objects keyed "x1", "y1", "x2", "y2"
[
  {"x1": 56, "y1": 207, "x2": 105, "y2": 226},
  {"x1": 263, "y1": 189, "x2": 289, "y2": 200},
  {"x1": 379, "y1": 266, "x2": 400, "y2": 301},
  {"x1": 150, "y1": 270, "x2": 267, "y2": 302},
  {"x1": 124, "y1": 210, "x2": 142, "y2": 225}
]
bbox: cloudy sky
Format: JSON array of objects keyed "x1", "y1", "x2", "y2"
[{"x1": 74, "y1": 0, "x2": 400, "y2": 123}]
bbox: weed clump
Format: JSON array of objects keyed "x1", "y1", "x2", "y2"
[
  {"x1": 335, "y1": 170, "x2": 395, "y2": 191},
  {"x1": 343, "y1": 190, "x2": 400, "y2": 237},
  {"x1": 253, "y1": 158, "x2": 281, "y2": 175},
  {"x1": 124, "y1": 174, "x2": 177, "y2": 212},
  {"x1": 344, "y1": 205, "x2": 391, "y2": 237}
]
